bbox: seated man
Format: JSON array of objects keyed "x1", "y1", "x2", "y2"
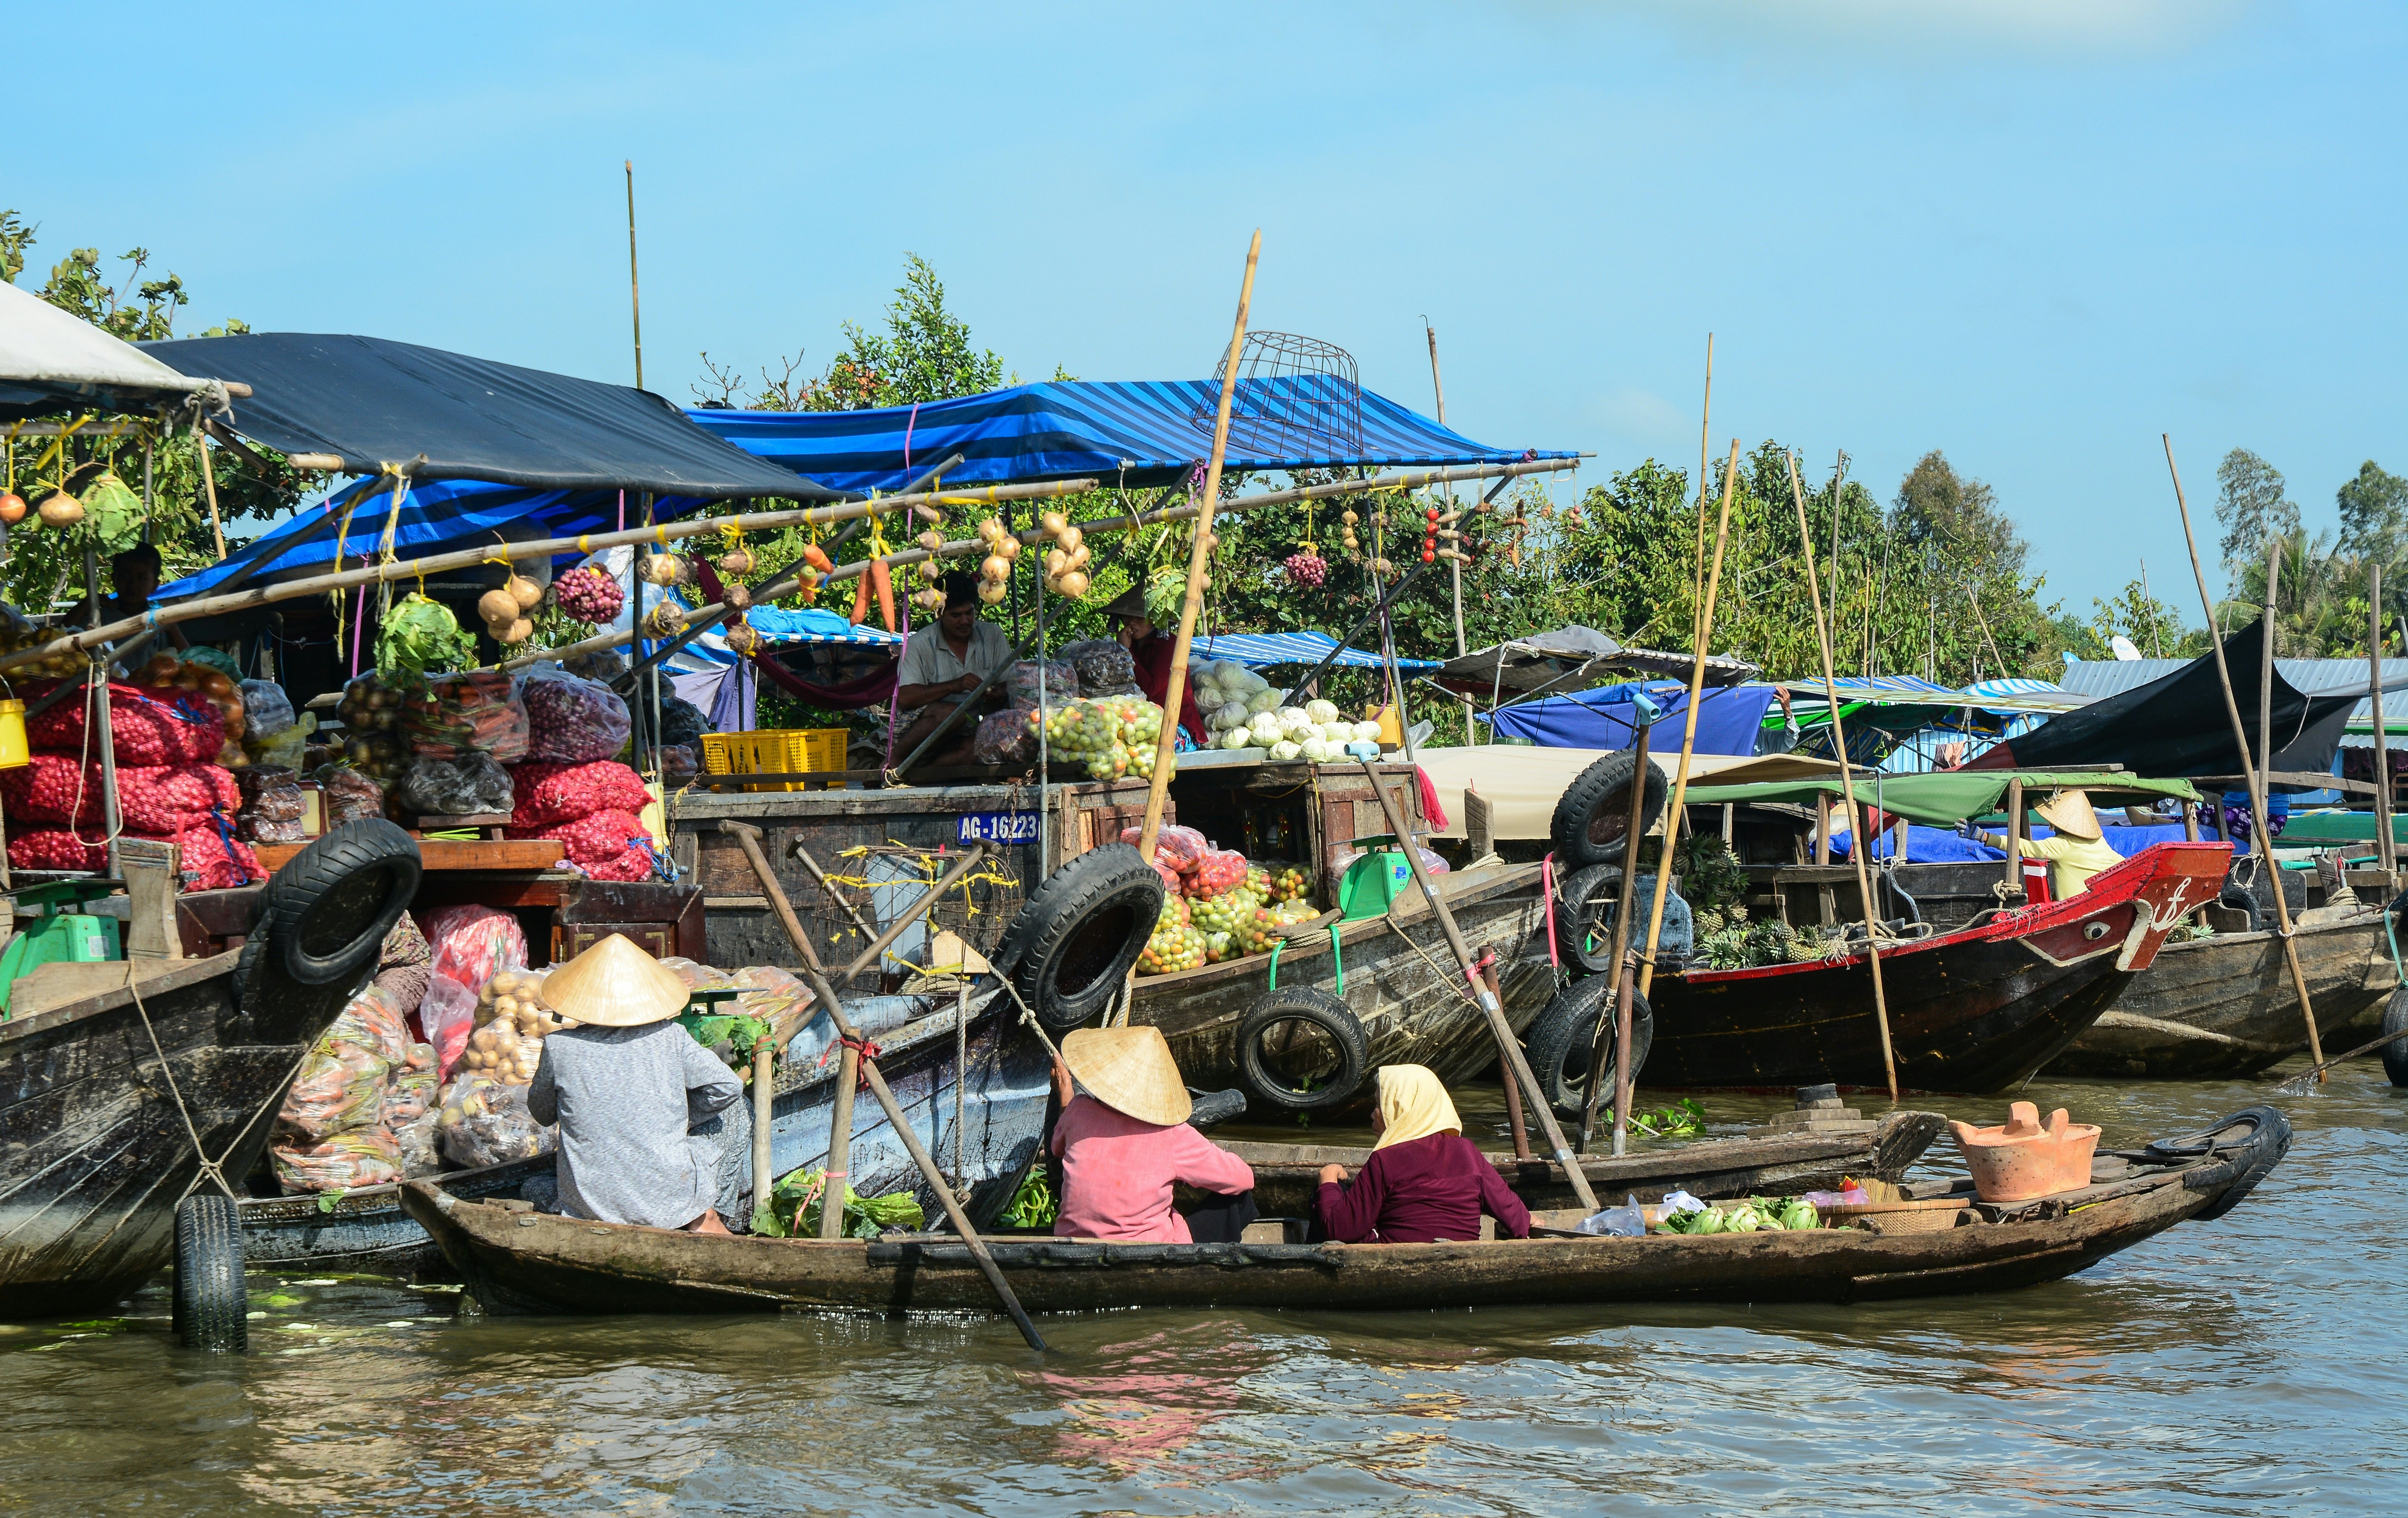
[
  {"x1": 890, "y1": 571, "x2": 1012, "y2": 766},
  {"x1": 527, "y1": 933, "x2": 746, "y2": 1234},
  {"x1": 65, "y1": 544, "x2": 189, "y2": 654},
  {"x1": 1314, "y1": 1065, "x2": 1531, "y2": 1244},
  {"x1": 1050, "y1": 1025, "x2": 1257, "y2": 1243}
]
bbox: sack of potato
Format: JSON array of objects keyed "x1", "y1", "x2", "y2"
[{"x1": 456, "y1": 969, "x2": 575, "y2": 1084}]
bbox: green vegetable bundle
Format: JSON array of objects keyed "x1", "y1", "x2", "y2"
[
  {"x1": 1655, "y1": 1194, "x2": 1821, "y2": 1235},
  {"x1": 756, "y1": 1166, "x2": 927, "y2": 1239},
  {"x1": 378, "y1": 593, "x2": 477, "y2": 673}
]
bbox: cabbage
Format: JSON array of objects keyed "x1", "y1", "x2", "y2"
[
  {"x1": 1244, "y1": 688, "x2": 1283, "y2": 716},
  {"x1": 1218, "y1": 727, "x2": 1253, "y2": 751},
  {"x1": 1317, "y1": 722, "x2": 1350, "y2": 744},
  {"x1": 1247, "y1": 711, "x2": 1282, "y2": 741},
  {"x1": 1226, "y1": 668, "x2": 1270, "y2": 697},
  {"x1": 1303, "y1": 699, "x2": 1340, "y2": 724},
  {"x1": 1190, "y1": 681, "x2": 1222, "y2": 712},
  {"x1": 1269, "y1": 739, "x2": 1302, "y2": 762},
  {"x1": 1210, "y1": 700, "x2": 1251, "y2": 732},
  {"x1": 1275, "y1": 707, "x2": 1313, "y2": 735},
  {"x1": 1354, "y1": 720, "x2": 1382, "y2": 741},
  {"x1": 1299, "y1": 737, "x2": 1332, "y2": 763},
  {"x1": 378, "y1": 593, "x2": 475, "y2": 673}
]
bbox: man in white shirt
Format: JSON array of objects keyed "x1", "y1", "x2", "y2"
[{"x1": 892, "y1": 572, "x2": 1012, "y2": 765}]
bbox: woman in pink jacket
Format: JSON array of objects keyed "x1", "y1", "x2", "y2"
[{"x1": 1049, "y1": 1025, "x2": 1256, "y2": 1243}]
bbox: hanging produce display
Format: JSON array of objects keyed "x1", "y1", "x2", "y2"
[
  {"x1": 974, "y1": 517, "x2": 1021, "y2": 606},
  {"x1": 552, "y1": 564, "x2": 624, "y2": 624},
  {"x1": 1039, "y1": 510, "x2": 1092, "y2": 600}
]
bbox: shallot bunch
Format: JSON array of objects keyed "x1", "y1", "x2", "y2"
[{"x1": 552, "y1": 566, "x2": 624, "y2": 624}]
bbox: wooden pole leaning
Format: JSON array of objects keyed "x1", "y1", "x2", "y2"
[
  {"x1": 1786, "y1": 452, "x2": 1898, "y2": 1103},
  {"x1": 1356, "y1": 758, "x2": 1600, "y2": 1211},
  {"x1": 1136, "y1": 230, "x2": 1260, "y2": 863},
  {"x1": 1637, "y1": 441, "x2": 1741, "y2": 1001},
  {"x1": 193, "y1": 422, "x2": 227, "y2": 561},
  {"x1": 2372, "y1": 565, "x2": 2396, "y2": 873},
  {"x1": 1581, "y1": 713, "x2": 1653, "y2": 1155},
  {"x1": 717, "y1": 824, "x2": 1043, "y2": 1347},
  {"x1": 2164, "y1": 436, "x2": 2323, "y2": 1075}
]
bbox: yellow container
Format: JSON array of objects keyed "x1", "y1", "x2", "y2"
[
  {"x1": 0, "y1": 699, "x2": 27, "y2": 770},
  {"x1": 700, "y1": 728, "x2": 851, "y2": 792}
]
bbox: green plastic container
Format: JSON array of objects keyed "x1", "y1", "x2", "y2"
[
  {"x1": 1336, "y1": 836, "x2": 1415, "y2": 922},
  {"x1": 0, "y1": 881, "x2": 126, "y2": 1018}
]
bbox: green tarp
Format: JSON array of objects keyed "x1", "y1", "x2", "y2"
[
  {"x1": 2266, "y1": 811, "x2": 2408, "y2": 846},
  {"x1": 1682, "y1": 771, "x2": 2202, "y2": 828}
]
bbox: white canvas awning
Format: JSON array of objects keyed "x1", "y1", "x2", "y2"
[
  {"x1": 0, "y1": 281, "x2": 216, "y2": 421},
  {"x1": 1418, "y1": 745, "x2": 1840, "y2": 841}
]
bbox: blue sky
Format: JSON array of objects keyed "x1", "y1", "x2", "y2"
[{"x1": 9, "y1": 1, "x2": 2400, "y2": 614}]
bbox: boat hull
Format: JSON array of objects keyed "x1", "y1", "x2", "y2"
[
  {"x1": 1644, "y1": 843, "x2": 2233, "y2": 1093},
  {"x1": 0, "y1": 953, "x2": 314, "y2": 1317},
  {"x1": 2046, "y1": 908, "x2": 2398, "y2": 1079}
]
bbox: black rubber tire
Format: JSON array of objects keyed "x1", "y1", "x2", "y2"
[
  {"x1": 1550, "y1": 749, "x2": 1667, "y2": 871},
  {"x1": 172, "y1": 1193, "x2": 247, "y2": 1352},
  {"x1": 1524, "y1": 976, "x2": 1653, "y2": 1121},
  {"x1": 1555, "y1": 863, "x2": 1624, "y2": 975},
  {"x1": 1185, "y1": 1088, "x2": 1248, "y2": 1130},
  {"x1": 994, "y1": 843, "x2": 1163, "y2": 1033},
  {"x1": 270, "y1": 820, "x2": 422, "y2": 986},
  {"x1": 2382, "y1": 988, "x2": 2408, "y2": 1088},
  {"x1": 2179, "y1": 1106, "x2": 2293, "y2": 1221},
  {"x1": 1235, "y1": 988, "x2": 1371, "y2": 1111}
]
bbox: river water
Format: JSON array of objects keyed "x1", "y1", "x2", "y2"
[{"x1": 5, "y1": 1059, "x2": 2399, "y2": 1516}]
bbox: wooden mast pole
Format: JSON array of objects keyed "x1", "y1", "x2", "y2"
[
  {"x1": 1787, "y1": 452, "x2": 1899, "y2": 1102},
  {"x1": 2372, "y1": 564, "x2": 2396, "y2": 873},
  {"x1": 1636, "y1": 441, "x2": 1738, "y2": 1001},
  {"x1": 625, "y1": 160, "x2": 644, "y2": 390},
  {"x1": 2164, "y1": 435, "x2": 2323, "y2": 1075},
  {"x1": 1135, "y1": 231, "x2": 1260, "y2": 861},
  {"x1": 1425, "y1": 319, "x2": 1477, "y2": 745}
]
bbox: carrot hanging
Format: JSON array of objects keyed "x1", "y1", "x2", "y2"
[
  {"x1": 849, "y1": 562, "x2": 872, "y2": 625},
  {"x1": 870, "y1": 558, "x2": 895, "y2": 632}
]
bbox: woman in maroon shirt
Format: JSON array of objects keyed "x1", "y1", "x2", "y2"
[{"x1": 1314, "y1": 1065, "x2": 1532, "y2": 1244}]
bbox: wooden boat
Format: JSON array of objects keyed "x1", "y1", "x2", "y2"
[
  {"x1": 1222, "y1": 1106, "x2": 1946, "y2": 1217},
  {"x1": 2047, "y1": 904, "x2": 2401, "y2": 1079},
  {"x1": 1642, "y1": 842, "x2": 2233, "y2": 1093},
  {"x1": 1132, "y1": 860, "x2": 1553, "y2": 1096},
  {"x1": 237, "y1": 1153, "x2": 553, "y2": 1276},
  {"x1": 398, "y1": 1106, "x2": 2287, "y2": 1317}
]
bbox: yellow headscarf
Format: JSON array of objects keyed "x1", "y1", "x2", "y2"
[{"x1": 1371, "y1": 1064, "x2": 1462, "y2": 1151}]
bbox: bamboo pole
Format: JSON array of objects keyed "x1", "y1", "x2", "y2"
[
  {"x1": 1636, "y1": 441, "x2": 1740, "y2": 1001},
  {"x1": 625, "y1": 160, "x2": 644, "y2": 390},
  {"x1": 2261, "y1": 540, "x2": 2279, "y2": 783},
  {"x1": 193, "y1": 425, "x2": 226, "y2": 560},
  {"x1": 2373, "y1": 565, "x2": 2396, "y2": 873},
  {"x1": 1135, "y1": 230, "x2": 1260, "y2": 862},
  {"x1": 2004, "y1": 778, "x2": 2023, "y2": 901},
  {"x1": 1582, "y1": 713, "x2": 1653, "y2": 1155},
  {"x1": 2164, "y1": 435, "x2": 2323, "y2": 1075},
  {"x1": 1426, "y1": 320, "x2": 1477, "y2": 745},
  {"x1": 1786, "y1": 453, "x2": 1898, "y2": 1102}
]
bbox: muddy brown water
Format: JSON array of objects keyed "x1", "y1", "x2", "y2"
[{"x1": 6, "y1": 1060, "x2": 2401, "y2": 1515}]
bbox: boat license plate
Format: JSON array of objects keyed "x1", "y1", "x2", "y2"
[{"x1": 957, "y1": 810, "x2": 1041, "y2": 845}]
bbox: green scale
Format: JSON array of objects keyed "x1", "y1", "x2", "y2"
[
  {"x1": 0, "y1": 880, "x2": 126, "y2": 1018},
  {"x1": 1335, "y1": 835, "x2": 1415, "y2": 921}
]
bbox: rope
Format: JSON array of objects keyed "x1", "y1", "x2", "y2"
[{"x1": 124, "y1": 969, "x2": 300, "y2": 1202}]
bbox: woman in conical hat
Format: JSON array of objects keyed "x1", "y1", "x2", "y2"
[
  {"x1": 1964, "y1": 786, "x2": 2124, "y2": 900},
  {"x1": 1312, "y1": 1065, "x2": 1531, "y2": 1244},
  {"x1": 1048, "y1": 1024, "x2": 1256, "y2": 1243},
  {"x1": 526, "y1": 933, "x2": 748, "y2": 1235}
]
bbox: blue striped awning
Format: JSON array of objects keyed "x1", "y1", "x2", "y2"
[
  {"x1": 1192, "y1": 630, "x2": 1441, "y2": 671},
  {"x1": 746, "y1": 606, "x2": 902, "y2": 648}
]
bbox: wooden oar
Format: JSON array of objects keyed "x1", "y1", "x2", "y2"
[
  {"x1": 718, "y1": 824, "x2": 1046, "y2": 1350},
  {"x1": 1356, "y1": 758, "x2": 1601, "y2": 1211},
  {"x1": 2273, "y1": 1024, "x2": 2408, "y2": 1096}
]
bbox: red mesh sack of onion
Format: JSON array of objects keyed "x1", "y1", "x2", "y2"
[
  {"x1": 8, "y1": 821, "x2": 261, "y2": 889},
  {"x1": 508, "y1": 760, "x2": 651, "y2": 828},
  {"x1": 24, "y1": 680, "x2": 224, "y2": 765},
  {"x1": 115, "y1": 764, "x2": 242, "y2": 836},
  {"x1": 0, "y1": 754, "x2": 101, "y2": 825}
]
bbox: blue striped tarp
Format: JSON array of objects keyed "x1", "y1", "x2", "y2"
[
  {"x1": 689, "y1": 380, "x2": 1569, "y2": 494},
  {"x1": 1192, "y1": 630, "x2": 1441, "y2": 670},
  {"x1": 746, "y1": 606, "x2": 902, "y2": 648}
]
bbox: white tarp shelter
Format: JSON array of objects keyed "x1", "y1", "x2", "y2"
[{"x1": 0, "y1": 281, "x2": 215, "y2": 420}]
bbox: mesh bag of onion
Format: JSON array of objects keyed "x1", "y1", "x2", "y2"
[
  {"x1": 7, "y1": 821, "x2": 260, "y2": 888},
  {"x1": 23, "y1": 680, "x2": 224, "y2": 765},
  {"x1": 507, "y1": 759, "x2": 651, "y2": 828},
  {"x1": 0, "y1": 754, "x2": 101, "y2": 825},
  {"x1": 114, "y1": 763, "x2": 242, "y2": 836}
]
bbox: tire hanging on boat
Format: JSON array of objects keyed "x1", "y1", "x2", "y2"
[
  {"x1": 1234, "y1": 987, "x2": 1370, "y2": 1111},
  {"x1": 173, "y1": 1193, "x2": 247, "y2": 1352},
  {"x1": 2382, "y1": 987, "x2": 2408, "y2": 1088},
  {"x1": 1550, "y1": 748, "x2": 1667, "y2": 871},
  {"x1": 1524, "y1": 975, "x2": 1652, "y2": 1120},
  {"x1": 1555, "y1": 864, "x2": 1694, "y2": 976},
  {"x1": 268, "y1": 818, "x2": 423, "y2": 987},
  {"x1": 993, "y1": 843, "x2": 1163, "y2": 1033}
]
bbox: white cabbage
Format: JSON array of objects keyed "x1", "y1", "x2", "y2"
[
  {"x1": 1247, "y1": 710, "x2": 1282, "y2": 741},
  {"x1": 1269, "y1": 739, "x2": 1303, "y2": 762},
  {"x1": 1354, "y1": 720, "x2": 1382, "y2": 741},
  {"x1": 1303, "y1": 698, "x2": 1340, "y2": 724},
  {"x1": 1275, "y1": 707, "x2": 1313, "y2": 735},
  {"x1": 1218, "y1": 727, "x2": 1253, "y2": 750},
  {"x1": 1226, "y1": 667, "x2": 1270, "y2": 697},
  {"x1": 1299, "y1": 737, "x2": 1332, "y2": 763},
  {"x1": 1317, "y1": 722, "x2": 1351, "y2": 744},
  {"x1": 1210, "y1": 700, "x2": 1251, "y2": 732},
  {"x1": 1244, "y1": 688, "x2": 1284, "y2": 715}
]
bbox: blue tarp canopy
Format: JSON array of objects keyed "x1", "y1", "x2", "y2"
[
  {"x1": 1191, "y1": 630, "x2": 1441, "y2": 671},
  {"x1": 688, "y1": 380, "x2": 1571, "y2": 494},
  {"x1": 748, "y1": 606, "x2": 901, "y2": 647},
  {"x1": 1484, "y1": 681, "x2": 1779, "y2": 753}
]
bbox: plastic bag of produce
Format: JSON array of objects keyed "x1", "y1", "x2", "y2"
[
  {"x1": 397, "y1": 753, "x2": 515, "y2": 817},
  {"x1": 115, "y1": 763, "x2": 241, "y2": 836},
  {"x1": 322, "y1": 764, "x2": 389, "y2": 826},
  {"x1": 437, "y1": 1071, "x2": 557, "y2": 1168},
  {"x1": 1185, "y1": 849, "x2": 1250, "y2": 899},
  {"x1": 972, "y1": 708, "x2": 1036, "y2": 767},
  {"x1": 1207, "y1": 700, "x2": 1251, "y2": 734},
  {"x1": 271, "y1": 1127, "x2": 403, "y2": 1193},
  {"x1": 1187, "y1": 884, "x2": 1260, "y2": 936},
  {"x1": 1061, "y1": 638, "x2": 1140, "y2": 697},
  {"x1": 477, "y1": 968, "x2": 570, "y2": 1035},
  {"x1": 239, "y1": 680, "x2": 297, "y2": 740},
  {"x1": 237, "y1": 765, "x2": 307, "y2": 844},
  {"x1": 1007, "y1": 658, "x2": 1079, "y2": 712},
  {"x1": 403, "y1": 670, "x2": 529, "y2": 763},
  {"x1": 457, "y1": 1016, "x2": 543, "y2": 1084},
  {"x1": 419, "y1": 904, "x2": 529, "y2": 994},
  {"x1": 509, "y1": 759, "x2": 651, "y2": 828},
  {"x1": 1118, "y1": 821, "x2": 1208, "y2": 873},
  {"x1": 393, "y1": 1109, "x2": 442, "y2": 1178},
  {"x1": 0, "y1": 754, "x2": 100, "y2": 825},
  {"x1": 520, "y1": 664, "x2": 634, "y2": 763},
  {"x1": 418, "y1": 974, "x2": 479, "y2": 1078},
  {"x1": 386, "y1": 1056, "x2": 439, "y2": 1127},
  {"x1": 1259, "y1": 860, "x2": 1314, "y2": 902},
  {"x1": 275, "y1": 985, "x2": 410, "y2": 1143},
  {"x1": 657, "y1": 694, "x2": 710, "y2": 749}
]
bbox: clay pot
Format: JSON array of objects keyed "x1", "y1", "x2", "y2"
[{"x1": 1948, "y1": 1100, "x2": 2101, "y2": 1202}]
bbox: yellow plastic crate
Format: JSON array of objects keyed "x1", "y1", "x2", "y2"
[{"x1": 700, "y1": 729, "x2": 850, "y2": 792}]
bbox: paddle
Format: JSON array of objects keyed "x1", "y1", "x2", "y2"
[
  {"x1": 1356, "y1": 757, "x2": 1601, "y2": 1211},
  {"x1": 2272, "y1": 1025, "x2": 2408, "y2": 1097},
  {"x1": 718, "y1": 824, "x2": 1048, "y2": 1351}
]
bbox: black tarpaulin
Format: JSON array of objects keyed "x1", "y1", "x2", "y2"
[
  {"x1": 1966, "y1": 620, "x2": 2363, "y2": 780},
  {"x1": 139, "y1": 333, "x2": 836, "y2": 499}
]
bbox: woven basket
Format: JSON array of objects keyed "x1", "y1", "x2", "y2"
[{"x1": 1820, "y1": 1196, "x2": 1975, "y2": 1234}]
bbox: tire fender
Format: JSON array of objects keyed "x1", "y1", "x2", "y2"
[
  {"x1": 173, "y1": 1193, "x2": 247, "y2": 1352},
  {"x1": 2170, "y1": 1106, "x2": 2293, "y2": 1221},
  {"x1": 2384, "y1": 987, "x2": 2408, "y2": 1088},
  {"x1": 268, "y1": 820, "x2": 423, "y2": 987},
  {"x1": 993, "y1": 844, "x2": 1164, "y2": 1034},
  {"x1": 1234, "y1": 987, "x2": 1371, "y2": 1111},
  {"x1": 1549, "y1": 749, "x2": 1668, "y2": 871},
  {"x1": 1523, "y1": 976, "x2": 1653, "y2": 1120}
]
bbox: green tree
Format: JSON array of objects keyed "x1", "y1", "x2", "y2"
[
  {"x1": 2214, "y1": 448, "x2": 2299, "y2": 581},
  {"x1": 2336, "y1": 460, "x2": 2408, "y2": 564}
]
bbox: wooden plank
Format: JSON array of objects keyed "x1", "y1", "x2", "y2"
[
  {"x1": 1464, "y1": 788, "x2": 1494, "y2": 860},
  {"x1": 7, "y1": 957, "x2": 212, "y2": 1021},
  {"x1": 255, "y1": 839, "x2": 566, "y2": 873},
  {"x1": 117, "y1": 839, "x2": 182, "y2": 961}
]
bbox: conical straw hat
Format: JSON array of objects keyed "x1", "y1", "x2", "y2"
[
  {"x1": 2032, "y1": 788, "x2": 2102, "y2": 840},
  {"x1": 1061, "y1": 1025, "x2": 1192, "y2": 1127},
  {"x1": 540, "y1": 933, "x2": 693, "y2": 1027}
]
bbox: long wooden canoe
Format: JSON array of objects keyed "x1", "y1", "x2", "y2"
[
  {"x1": 2046, "y1": 906, "x2": 2399, "y2": 1079},
  {"x1": 1643, "y1": 843, "x2": 2233, "y2": 1093},
  {"x1": 399, "y1": 1107, "x2": 2286, "y2": 1317}
]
